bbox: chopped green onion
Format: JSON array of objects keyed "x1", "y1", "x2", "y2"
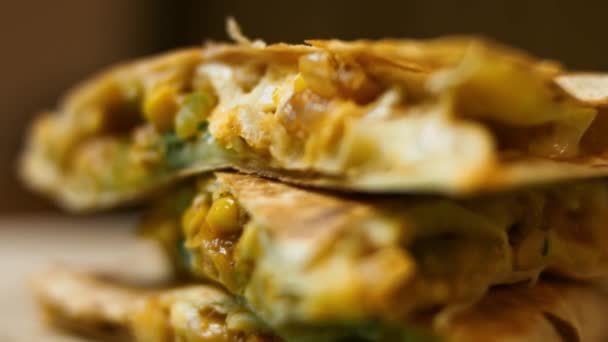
[
  {"x1": 175, "y1": 91, "x2": 216, "y2": 139},
  {"x1": 197, "y1": 121, "x2": 209, "y2": 132},
  {"x1": 162, "y1": 132, "x2": 186, "y2": 169}
]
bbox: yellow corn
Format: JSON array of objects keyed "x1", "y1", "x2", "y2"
[
  {"x1": 206, "y1": 195, "x2": 241, "y2": 235},
  {"x1": 143, "y1": 85, "x2": 179, "y2": 132},
  {"x1": 181, "y1": 195, "x2": 209, "y2": 241},
  {"x1": 293, "y1": 73, "x2": 307, "y2": 93},
  {"x1": 175, "y1": 91, "x2": 216, "y2": 139}
]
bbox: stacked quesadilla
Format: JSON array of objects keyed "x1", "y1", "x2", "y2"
[{"x1": 22, "y1": 30, "x2": 608, "y2": 341}]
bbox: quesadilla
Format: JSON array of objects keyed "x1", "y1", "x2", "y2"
[
  {"x1": 33, "y1": 268, "x2": 277, "y2": 341},
  {"x1": 34, "y1": 268, "x2": 608, "y2": 341},
  {"x1": 20, "y1": 35, "x2": 608, "y2": 211},
  {"x1": 434, "y1": 280, "x2": 608, "y2": 342},
  {"x1": 140, "y1": 172, "x2": 608, "y2": 334}
]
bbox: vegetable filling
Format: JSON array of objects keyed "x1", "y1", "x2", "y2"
[{"x1": 40, "y1": 44, "x2": 604, "y2": 198}]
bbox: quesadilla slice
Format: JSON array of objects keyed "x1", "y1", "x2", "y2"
[
  {"x1": 141, "y1": 172, "x2": 608, "y2": 333},
  {"x1": 34, "y1": 268, "x2": 608, "y2": 341},
  {"x1": 20, "y1": 35, "x2": 608, "y2": 211},
  {"x1": 33, "y1": 267, "x2": 277, "y2": 341},
  {"x1": 434, "y1": 280, "x2": 608, "y2": 342}
]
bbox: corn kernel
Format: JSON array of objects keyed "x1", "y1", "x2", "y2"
[
  {"x1": 143, "y1": 85, "x2": 179, "y2": 132},
  {"x1": 175, "y1": 91, "x2": 216, "y2": 139},
  {"x1": 206, "y1": 195, "x2": 241, "y2": 235},
  {"x1": 181, "y1": 196, "x2": 209, "y2": 241},
  {"x1": 293, "y1": 73, "x2": 307, "y2": 93}
]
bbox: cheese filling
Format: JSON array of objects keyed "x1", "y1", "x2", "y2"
[{"x1": 34, "y1": 44, "x2": 603, "y2": 198}]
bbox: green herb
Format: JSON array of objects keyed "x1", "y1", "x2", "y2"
[
  {"x1": 162, "y1": 132, "x2": 183, "y2": 150},
  {"x1": 197, "y1": 121, "x2": 209, "y2": 132},
  {"x1": 174, "y1": 91, "x2": 216, "y2": 139},
  {"x1": 162, "y1": 132, "x2": 186, "y2": 169}
]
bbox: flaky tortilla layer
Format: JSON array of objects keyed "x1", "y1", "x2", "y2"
[
  {"x1": 32, "y1": 267, "x2": 276, "y2": 342},
  {"x1": 20, "y1": 37, "x2": 608, "y2": 211},
  {"x1": 436, "y1": 280, "x2": 608, "y2": 342},
  {"x1": 33, "y1": 268, "x2": 608, "y2": 342}
]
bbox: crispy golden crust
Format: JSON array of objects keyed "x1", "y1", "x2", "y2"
[
  {"x1": 32, "y1": 267, "x2": 608, "y2": 342},
  {"x1": 32, "y1": 268, "x2": 142, "y2": 340},
  {"x1": 437, "y1": 281, "x2": 608, "y2": 342},
  {"x1": 32, "y1": 267, "x2": 276, "y2": 342},
  {"x1": 20, "y1": 38, "x2": 608, "y2": 210},
  {"x1": 216, "y1": 172, "x2": 372, "y2": 240}
]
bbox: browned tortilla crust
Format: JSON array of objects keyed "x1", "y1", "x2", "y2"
[{"x1": 438, "y1": 280, "x2": 608, "y2": 342}]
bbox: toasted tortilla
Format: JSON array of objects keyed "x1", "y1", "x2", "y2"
[
  {"x1": 20, "y1": 37, "x2": 608, "y2": 211},
  {"x1": 436, "y1": 281, "x2": 608, "y2": 342},
  {"x1": 33, "y1": 268, "x2": 608, "y2": 341},
  {"x1": 140, "y1": 172, "x2": 608, "y2": 331},
  {"x1": 32, "y1": 267, "x2": 276, "y2": 341}
]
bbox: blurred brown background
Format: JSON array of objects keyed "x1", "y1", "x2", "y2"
[{"x1": 2, "y1": 0, "x2": 607, "y2": 214}]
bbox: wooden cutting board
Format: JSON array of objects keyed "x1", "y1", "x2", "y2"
[{"x1": 0, "y1": 215, "x2": 170, "y2": 341}]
